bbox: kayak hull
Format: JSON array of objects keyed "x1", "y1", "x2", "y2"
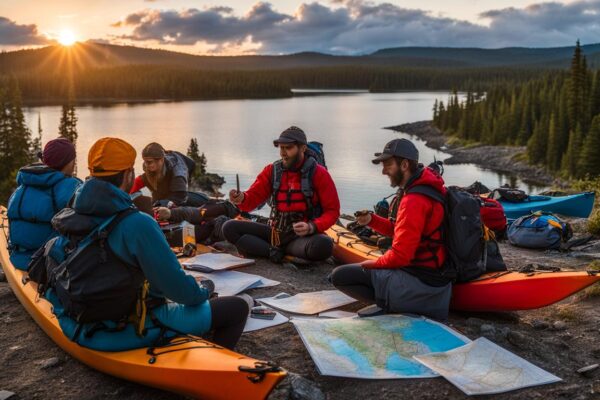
[
  {"x1": 327, "y1": 224, "x2": 600, "y2": 312},
  {"x1": 500, "y1": 192, "x2": 595, "y2": 219},
  {"x1": 0, "y1": 209, "x2": 285, "y2": 399}
]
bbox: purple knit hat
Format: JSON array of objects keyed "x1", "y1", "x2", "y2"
[{"x1": 42, "y1": 138, "x2": 76, "y2": 170}]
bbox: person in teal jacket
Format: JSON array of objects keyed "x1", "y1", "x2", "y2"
[
  {"x1": 45, "y1": 137, "x2": 249, "y2": 351},
  {"x1": 7, "y1": 138, "x2": 81, "y2": 270}
]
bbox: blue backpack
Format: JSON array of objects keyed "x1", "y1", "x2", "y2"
[
  {"x1": 306, "y1": 141, "x2": 326, "y2": 169},
  {"x1": 508, "y1": 212, "x2": 572, "y2": 249}
]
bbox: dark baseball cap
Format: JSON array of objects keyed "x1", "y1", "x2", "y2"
[
  {"x1": 372, "y1": 138, "x2": 419, "y2": 164},
  {"x1": 273, "y1": 126, "x2": 308, "y2": 146}
]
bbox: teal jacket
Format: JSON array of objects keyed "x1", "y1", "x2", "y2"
[{"x1": 46, "y1": 178, "x2": 211, "y2": 351}]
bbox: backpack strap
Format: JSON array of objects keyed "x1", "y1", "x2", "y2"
[
  {"x1": 270, "y1": 160, "x2": 283, "y2": 206},
  {"x1": 300, "y1": 157, "x2": 318, "y2": 219},
  {"x1": 405, "y1": 185, "x2": 447, "y2": 268}
]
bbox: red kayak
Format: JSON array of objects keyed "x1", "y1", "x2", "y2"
[{"x1": 326, "y1": 224, "x2": 600, "y2": 312}]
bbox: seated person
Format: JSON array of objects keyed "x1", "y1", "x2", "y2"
[
  {"x1": 7, "y1": 138, "x2": 81, "y2": 270},
  {"x1": 153, "y1": 200, "x2": 240, "y2": 244},
  {"x1": 43, "y1": 137, "x2": 248, "y2": 351},
  {"x1": 222, "y1": 126, "x2": 340, "y2": 263},
  {"x1": 330, "y1": 139, "x2": 452, "y2": 321},
  {"x1": 130, "y1": 142, "x2": 198, "y2": 206}
]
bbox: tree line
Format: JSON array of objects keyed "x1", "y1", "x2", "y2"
[
  {"x1": 433, "y1": 41, "x2": 600, "y2": 179},
  {"x1": 3, "y1": 64, "x2": 549, "y2": 103}
]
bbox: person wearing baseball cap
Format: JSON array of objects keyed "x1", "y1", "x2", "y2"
[
  {"x1": 42, "y1": 137, "x2": 248, "y2": 352},
  {"x1": 223, "y1": 126, "x2": 340, "y2": 264},
  {"x1": 129, "y1": 142, "x2": 197, "y2": 206},
  {"x1": 7, "y1": 137, "x2": 82, "y2": 270},
  {"x1": 330, "y1": 138, "x2": 453, "y2": 321}
]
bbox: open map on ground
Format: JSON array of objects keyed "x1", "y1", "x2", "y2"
[
  {"x1": 259, "y1": 290, "x2": 356, "y2": 315},
  {"x1": 186, "y1": 270, "x2": 280, "y2": 296},
  {"x1": 181, "y1": 253, "x2": 255, "y2": 272},
  {"x1": 414, "y1": 337, "x2": 562, "y2": 395},
  {"x1": 292, "y1": 315, "x2": 470, "y2": 379}
]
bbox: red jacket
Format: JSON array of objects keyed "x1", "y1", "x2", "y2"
[
  {"x1": 239, "y1": 158, "x2": 341, "y2": 233},
  {"x1": 368, "y1": 167, "x2": 446, "y2": 270},
  {"x1": 130, "y1": 176, "x2": 145, "y2": 194}
]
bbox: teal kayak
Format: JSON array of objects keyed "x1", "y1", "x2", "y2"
[{"x1": 500, "y1": 191, "x2": 595, "y2": 219}]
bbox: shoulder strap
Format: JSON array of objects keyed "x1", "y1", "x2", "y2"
[
  {"x1": 300, "y1": 157, "x2": 317, "y2": 200},
  {"x1": 270, "y1": 160, "x2": 283, "y2": 206},
  {"x1": 406, "y1": 185, "x2": 446, "y2": 205},
  {"x1": 97, "y1": 208, "x2": 137, "y2": 238}
]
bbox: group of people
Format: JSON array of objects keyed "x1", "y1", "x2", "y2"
[{"x1": 6, "y1": 125, "x2": 453, "y2": 352}]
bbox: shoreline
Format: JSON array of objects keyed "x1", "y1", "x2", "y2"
[{"x1": 385, "y1": 120, "x2": 558, "y2": 187}]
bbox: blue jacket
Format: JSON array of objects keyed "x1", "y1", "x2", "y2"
[
  {"x1": 7, "y1": 164, "x2": 81, "y2": 270},
  {"x1": 45, "y1": 178, "x2": 211, "y2": 351}
]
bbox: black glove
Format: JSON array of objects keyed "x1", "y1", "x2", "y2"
[{"x1": 199, "y1": 279, "x2": 215, "y2": 297}]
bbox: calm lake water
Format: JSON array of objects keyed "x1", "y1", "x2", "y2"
[{"x1": 25, "y1": 92, "x2": 544, "y2": 213}]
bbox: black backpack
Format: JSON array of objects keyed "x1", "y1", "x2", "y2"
[
  {"x1": 406, "y1": 185, "x2": 500, "y2": 283},
  {"x1": 30, "y1": 208, "x2": 145, "y2": 323},
  {"x1": 490, "y1": 187, "x2": 528, "y2": 202}
]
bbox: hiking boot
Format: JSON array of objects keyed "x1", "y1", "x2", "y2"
[{"x1": 269, "y1": 246, "x2": 285, "y2": 263}]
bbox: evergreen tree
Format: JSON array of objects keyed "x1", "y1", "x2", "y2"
[
  {"x1": 527, "y1": 120, "x2": 547, "y2": 165},
  {"x1": 31, "y1": 112, "x2": 42, "y2": 157},
  {"x1": 186, "y1": 138, "x2": 206, "y2": 178},
  {"x1": 579, "y1": 115, "x2": 600, "y2": 176},
  {"x1": 58, "y1": 82, "x2": 78, "y2": 144},
  {"x1": 562, "y1": 124, "x2": 583, "y2": 178},
  {"x1": 545, "y1": 113, "x2": 561, "y2": 171}
]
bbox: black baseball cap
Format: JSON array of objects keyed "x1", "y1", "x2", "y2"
[
  {"x1": 273, "y1": 126, "x2": 308, "y2": 146},
  {"x1": 372, "y1": 138, "x2": 419, "y2": 164}
]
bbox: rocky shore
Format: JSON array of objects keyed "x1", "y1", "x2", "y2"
[{"x1": 385, "y1": 121, "x2": 558, "y2": 187}]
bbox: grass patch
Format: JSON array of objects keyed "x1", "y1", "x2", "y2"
[
  {"x1": 588, "y1": 209, "x2": 600, "y2": 235},
  {"x1": 511, "y1": 152, "x2": 528, "y2": 163},
  {"x1": 576, "y1": 283, "x2": 600, "y2": 301},
  {"x1": 553, "y1": 304, "x2": 582, "y2": 321}
]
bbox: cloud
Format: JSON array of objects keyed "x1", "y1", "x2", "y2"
[
  {"x1": 0, "y1": 16, "x2": 48, "y2": 45},
  {"x1": 111, "y1": 0, "x2": 600, "y2": 54}
]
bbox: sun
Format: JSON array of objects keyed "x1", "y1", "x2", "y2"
[{"x1": 58, "y1": 29, "x2": 77, "y2": 46}]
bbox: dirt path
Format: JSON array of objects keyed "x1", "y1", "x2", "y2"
[{"x1": 1, "y1": 238, "x2": 600, "y2": 399}]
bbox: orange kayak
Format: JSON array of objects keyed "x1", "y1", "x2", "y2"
[
  {"x1": 326, "y1": 224, "x2": 600, "y2": 312},
  {"x1": 0, "y1": 208, "x2": 285, "y2": 399}
]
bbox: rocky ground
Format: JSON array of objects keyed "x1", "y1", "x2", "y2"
[
  {"x1": 385, "y1": 121, "x2": 559, "y2": 187},
  {"x1": 1, "y1": 232, "x2": 600, "y2": 399}
]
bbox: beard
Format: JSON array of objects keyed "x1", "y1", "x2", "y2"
[
  {"x1": 388, "y1": 169, "x2": 405, "y2": 188},
  {"x1": 282, "y1": 152, "x2": 302, "y2": 170}
]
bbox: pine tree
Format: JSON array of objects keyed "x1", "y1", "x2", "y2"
[
  {"x1": 0, "y1": 77, "x2": 33, "y2": 201},
  {"x1": 58, "y1": 82, "x2": 78, "y2": 144},
  {"x1": 527, "y1": 119, "x2": 547, "y2": 165},
  {"x1": 562, "y1": 124, "x2": 584, "y2": 178},
  {"x1": 545, "y1": 113, "x2": 561, "y2": 171},
  {"x1": 31, "y1": 112, "x2": 42, "y2": 157},
  {"x1": 186, "y1": 138, "x2": 206, "y2": 178},
  {"x1": 579, "y1": 115, "x2": 600, "y2": 176}
]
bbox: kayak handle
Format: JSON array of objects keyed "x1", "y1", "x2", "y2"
[{"x1": 239, "y1": 361, "x2": 282, "y2": 383}]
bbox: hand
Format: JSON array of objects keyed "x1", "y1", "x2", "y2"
[
  {"x1": 229, "y1": 189, "x2": 245, "y2": 205},
  {"x1": 361, "y1": 260, "x2": 377, "y2": 269},
  {"x1": 293, "y1": 221, "x2": 314, "y2": 237},
  {"x1": 199, "y1": 279, "x2": 215, "y2": 297},
  {"x1": 153, "y1": 207, "x2": 171, "y2": 221},
  {"x1": 354, "y1": 210, "x2": 372, "y2": 226}
]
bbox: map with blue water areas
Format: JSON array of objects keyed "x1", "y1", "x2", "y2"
[{"x1": 292, "y1": 315, "x2": 470, "y2": 379}]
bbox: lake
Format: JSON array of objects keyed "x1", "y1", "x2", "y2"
[{"x1": 25, "y1": 91, "x2": 543, "y2": 213}]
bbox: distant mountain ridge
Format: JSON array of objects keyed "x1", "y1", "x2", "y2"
[{"x1": 1, "y1": 42, "x2": 599, "y2": 74}]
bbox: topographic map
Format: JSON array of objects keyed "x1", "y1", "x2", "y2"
[
  {"x1": 292, "y1": 315, "x2": 469, "y2": 378},
  {"x1": 414, "y1": 337, "x2": 562, "y2": 395},
  {"x1": 259, "y1": 290, "x2": 356, "y2": 315}
]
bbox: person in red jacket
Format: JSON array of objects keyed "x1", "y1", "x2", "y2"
[
  {"x1": 330, "y1": 138, "x2": 452, "y2": 320},
  {"x1": 222, "y1": 126, "x2": 340, "y2": 263}
]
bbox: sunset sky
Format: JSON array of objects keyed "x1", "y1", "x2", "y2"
[{"x1": 1, "y1": 0, "x2": 599, "y2": 55}]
